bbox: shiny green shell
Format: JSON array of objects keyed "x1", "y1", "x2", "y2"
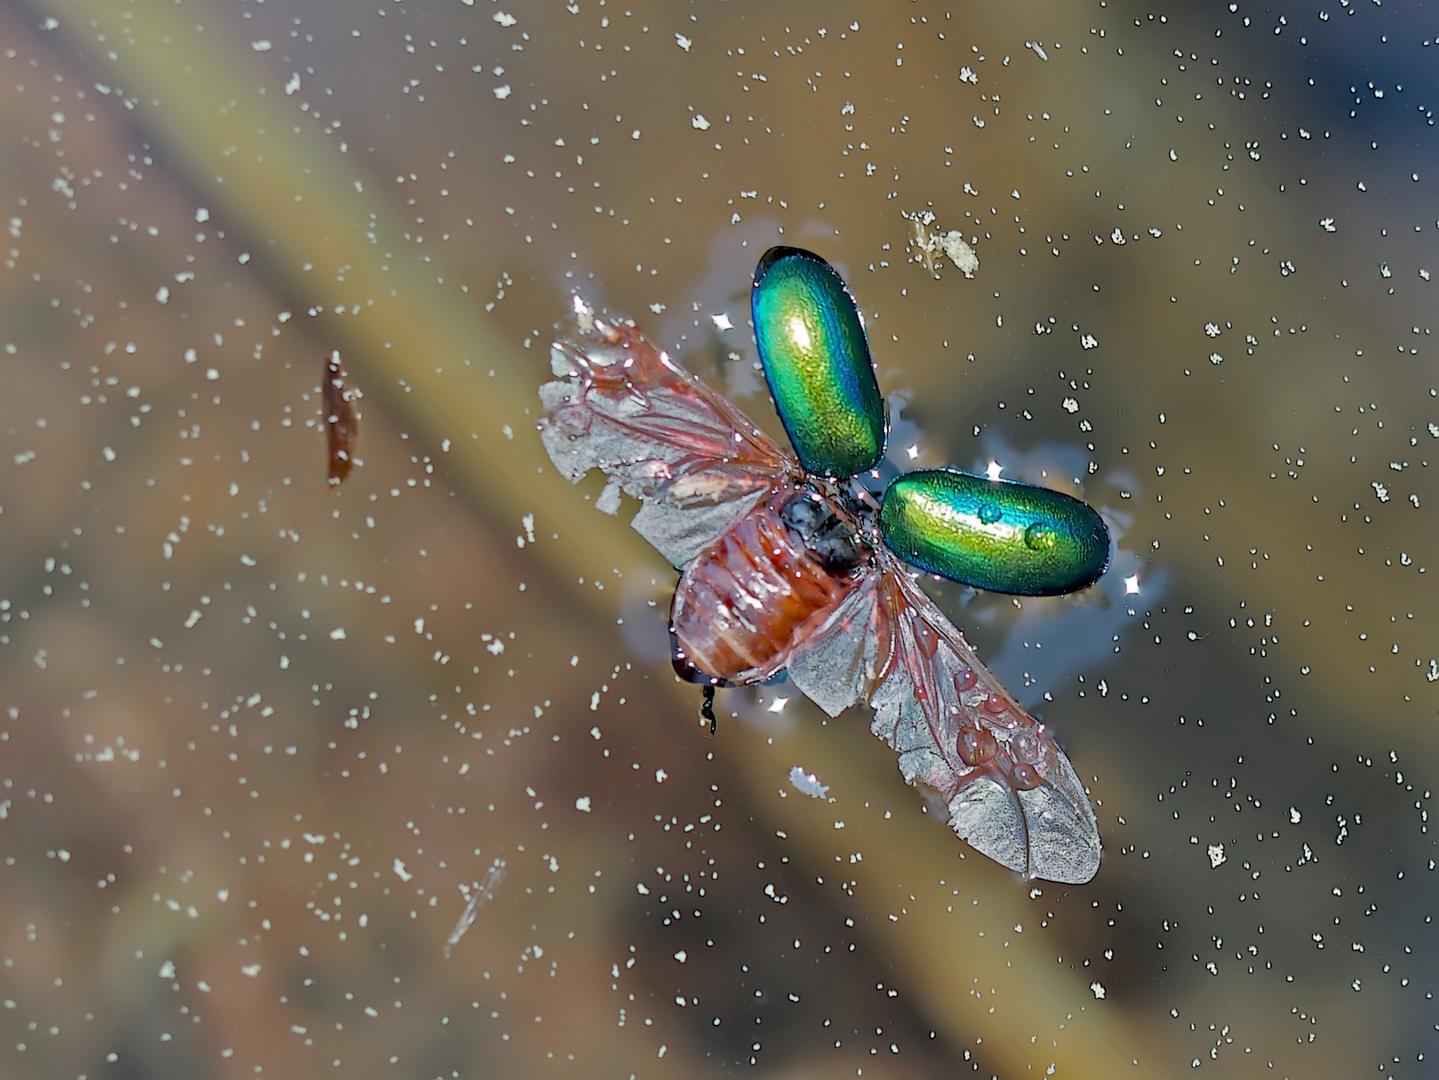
[
  {"x1": 752, "y1": 247, "x2": 885, "y2": 479},
  {"x1": 879, "y1": 469, "x2": 1110, "y2": 596}
]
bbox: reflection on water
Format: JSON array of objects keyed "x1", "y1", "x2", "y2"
[{"x1": 1, "y1": 0, "x2": 1435, "y2": 1076}]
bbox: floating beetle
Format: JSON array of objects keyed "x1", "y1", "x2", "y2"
[{"x1": 539, "y1": 247, "x2": 1110, "y2": 883}]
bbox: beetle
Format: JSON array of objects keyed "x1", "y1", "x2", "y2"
[{"x1": 539, "y1": 247, "x2": 1109, "y2": 883}]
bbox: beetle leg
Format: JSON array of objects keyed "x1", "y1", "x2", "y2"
[{"x1": 700, "y1": 684, "x2": 718, "y2": 735}]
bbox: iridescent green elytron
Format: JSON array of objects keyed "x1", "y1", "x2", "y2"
[
  {"x1": 752, "y1": 247, "x2": 886, "y2": 478},
  {"x1": 750, "y1": 245, "x2": 1108, "y2": 597},
  {"x1": 879, "y1": 469, "x2": 1110, "y2": 596}
]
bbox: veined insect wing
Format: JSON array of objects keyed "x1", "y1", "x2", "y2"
[
  {"x1": 879, "y1": 468, "x2": 1110, "y2": 596},
  {"x1": 538, "y1": 303, "x2": 797, "y2": 570},
  {"x1": 783, "y1": 551, "x2": 1102, "y2": 883},
  {"x1": 752, "y1": 247, "x2": 886, "y2": 479}
]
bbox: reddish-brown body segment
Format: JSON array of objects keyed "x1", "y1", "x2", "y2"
[{"x1": 670, "y1": 489, "x2": 861, "y2": 684}]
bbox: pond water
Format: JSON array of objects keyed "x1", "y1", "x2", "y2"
[{"x1": 0, "y1": 1, "x2": 1434, "y2": 1077}]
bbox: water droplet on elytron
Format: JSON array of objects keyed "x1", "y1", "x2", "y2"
[
  {"x1": 879, "y1": 468, "x2": 1110, "y2": 596},
  {"x1": 1024, "y1": 522, "x2": 1057, "y2": 550}
]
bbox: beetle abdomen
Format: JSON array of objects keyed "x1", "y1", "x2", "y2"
[{"x1": 671, "y1": 489, "x2": 859, "y2": 684}]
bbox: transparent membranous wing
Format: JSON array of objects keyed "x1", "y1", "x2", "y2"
[
  {"x1": 539, "y1": 300, "x2": 799, "y2": 568},
  {"x1": 788, "y1": 551, "x2": 1101, "y2": 884}
]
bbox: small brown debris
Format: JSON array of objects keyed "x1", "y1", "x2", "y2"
[{"x1": 323, "y1": 350, "x2": 361, "y2": 484}]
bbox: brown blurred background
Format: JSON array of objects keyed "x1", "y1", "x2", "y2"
[{"x1": 0, "y1": 0, "x2": 1434, "y2": 1076}]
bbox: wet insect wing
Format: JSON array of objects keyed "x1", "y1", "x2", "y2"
[
  {"x1": 540, "y1": 301, "x2": 799, "y2": 568},
  {"x1": 784, "y1": 569, "x2": 893, "y2": 718},
  {"x1": 787, "y1": 553, "x2": 1101, "y2": 883},
  {"x1": 752, "y1": 247, "x2": 886, "y2": 480},
  {"x1": 869, "y1": 560, "x2": 1101, "y2": 883},
  {"x1": 880, "y1": 469, "x2": 1110, "y2": 597}
]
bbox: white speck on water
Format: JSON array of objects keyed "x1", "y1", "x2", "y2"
[
  {"x1": 445, "y1": 859, "x2": 507, "y2": 957},
  {"x1": 788, "y1": 766, "x2": 830, "y2": 800},
  {"x1": 939, "y1": 233, "x2": 979, "y2": 277}
]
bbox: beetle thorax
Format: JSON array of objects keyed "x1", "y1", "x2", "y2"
[{"x1": 777, "y1": 485, "x2": 867, "y2": 577}]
